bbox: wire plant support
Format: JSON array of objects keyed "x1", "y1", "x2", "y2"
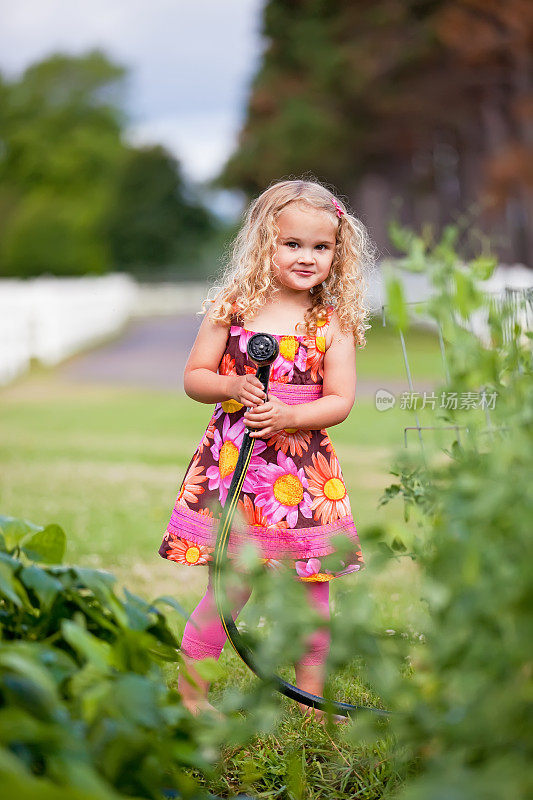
[{"x1": 380, "y1": 282, "x2": 532, "y2": 459}]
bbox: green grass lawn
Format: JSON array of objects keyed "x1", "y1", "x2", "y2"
[
  {"x1": 357, "y1": 316, "x2": 447, "y2": 380},
  {"x1": 0, "y1": 320, "x2": 467, "y2": 798}
]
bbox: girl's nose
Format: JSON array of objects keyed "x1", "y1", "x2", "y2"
[{"x1": 298, "y1": 250, "x2": 315, "y2": 263}]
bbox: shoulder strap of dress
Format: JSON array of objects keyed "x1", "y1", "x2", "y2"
[
  {"x1": 323, "y1": 305, "x2": 335, "y2": 349},
  {"x1": 230, "y1": 300, "x2": 242, "y2": 327}
]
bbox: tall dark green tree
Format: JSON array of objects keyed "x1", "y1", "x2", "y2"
[
  {"x1": 105, "y1": 145, "x2": 215, "y2": 270},
  {"x1": 214, "y1": 0, "x2": 532, "y2": 264}
]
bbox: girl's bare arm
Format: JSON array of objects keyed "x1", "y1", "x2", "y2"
[
  {"x1": 183, "y1": 300, "x2": 265, "y2": 406},
  {"x1": 183, "y1": 308, "x2": 234, "y2": 403}
]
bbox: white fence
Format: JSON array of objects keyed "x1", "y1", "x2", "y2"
[
  {"x1": 0, "y1": 266, "x2": 531, "y2": 387},
  {"x1": 0, "y1": 274, "x2": 138, "y2": 386},
  {"x1": 377, "y1": 262, "x2": 532, "y2": 343}
]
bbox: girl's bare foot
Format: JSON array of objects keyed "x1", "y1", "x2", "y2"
[
  {"x1": 183, "y1": 698, "x2": 224, "y2": 720},
  {"x1": 298, "y1": 703, "x2": 349, "y2": 726},
  {"x1": 294, "y1": 664, "x2": 349, "y2": 725},
  {"x1": 178, "y1": 653, "x2": 223, "y2": 719}
]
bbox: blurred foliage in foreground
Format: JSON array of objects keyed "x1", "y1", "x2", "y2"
[
  {"x1": 377, "y1": 221, "x2": 533, "y2": 799},
  {"x1": 0, "y1": 50, "x2": 218, "y2": 279},
  {"x1": 0, "y1": 515, "x2": 208, "y2": 799},
  {"x1": 0, "y1": 513, "x2": 399, "y2": 799}
]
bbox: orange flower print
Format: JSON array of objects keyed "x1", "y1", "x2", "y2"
[
  {"x1": 238, "y1": 494, "x2": 289, "y2": 532},
  {"x1": 177, "y1": 453, "x2": 208, "y2": 507},
  {"x1": 304, "y1": 451, "x2": 351, "y2": 524},
  {"x1": 303, "y1": 312, "x2": 331, "y2": 382},
  {"x1": 166, "y1": 537, "x2": 213, "y2": 565},
  {"x1": 319, "y1": 429, "x2": 336, "y2": 454},
  {"x1": 217, "y1": 355, "x2": 246, "y2": 414},
  {"x1": 267, "y1": 427, "x2": 312, "y2": 457},
  {"x1": 259, "y1": 557, "x2": 286, "y2": 571},
  {"x1": 219, "y1": 353, "x2": 236, "y2": 376},
  {"x1": 198, "y1": 507, "x2": 215, "y2": 518}
]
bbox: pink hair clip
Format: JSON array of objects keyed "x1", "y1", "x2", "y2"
[{"x1": 331, "y1": 197, "x2": 345, "y2": 218}]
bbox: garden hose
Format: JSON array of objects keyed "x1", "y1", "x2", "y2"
[{"x1": 212, "y1": 332, "x2": 391, "y2": 719}]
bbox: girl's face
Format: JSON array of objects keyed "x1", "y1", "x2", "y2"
[{"x1": 271, "y1": 203, "x2": 337, "y2": 298}]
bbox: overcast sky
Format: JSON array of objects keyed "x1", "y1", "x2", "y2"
[{"x1": 0, "y1": 0, "x2": 265, "y2": 186}]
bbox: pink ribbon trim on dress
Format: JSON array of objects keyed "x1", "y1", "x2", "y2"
[{"x1": 165, "y1": 502, "x2": 359, "y2": 560}]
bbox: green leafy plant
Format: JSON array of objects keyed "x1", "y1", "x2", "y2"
[
  {"x1": 372, "y1": 221, "x2": 533, "y2": 799},
  {"x1": 0, "y1": 515, "x2": 222, "y2": 799}
]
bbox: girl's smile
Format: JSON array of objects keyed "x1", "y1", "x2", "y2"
[{"x1": 272, "y1": 204, "x2": 337, "y2": 297}]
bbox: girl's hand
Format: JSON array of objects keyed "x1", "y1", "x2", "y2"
[
  {"x1": 243, "y1": 395, "x2": 293, "y2": 438},
  {"x1": 230, "y1": 374, "x2": 267, "y2": 408}
]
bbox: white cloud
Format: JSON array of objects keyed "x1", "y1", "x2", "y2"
[
  {"x1": 126, "y1": 110, "x2": 242, "y2": 184},
  {"x1": 0, "y1": 0, "x2": 265, "y2": 182}
]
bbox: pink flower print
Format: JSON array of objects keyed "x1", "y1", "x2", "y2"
[
  {"x1": 213, "y1": 403, "x2": 225, "y2": 422},
  {"x1": 206, "y1": 415, "x2": 267, "y2": 505},
  {"x1": 295, "y1": 558, "x2": 322, "y2": 579},
  {"x1": 253, "y1": 450, "x2": 312, "y2": 527},
  {"x1": 232, "y1": 326, "x2": 254, "y2": 354},
  {"x1": 270, "y1": 336, "x2": 307, "y2": 382}
]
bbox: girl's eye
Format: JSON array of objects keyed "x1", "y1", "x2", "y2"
[{"x1": 287, "y1": 242, "x2": 298, "y2": 248}]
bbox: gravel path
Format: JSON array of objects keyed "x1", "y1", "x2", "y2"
[
  {"x1": 58, "y1": 315, "x2": 199, "y2": 391},
  {"x1": 57, "y1": 314, "x2": 435, "y2": 398}
]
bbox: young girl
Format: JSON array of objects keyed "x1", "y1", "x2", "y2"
[{"x1": 158, "y1": 178, "x2": 375, "y2": 722}]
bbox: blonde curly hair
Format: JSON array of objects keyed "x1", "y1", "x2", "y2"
[{"x1": 201, "y1": 177, "x2": 377, "y2": 348}]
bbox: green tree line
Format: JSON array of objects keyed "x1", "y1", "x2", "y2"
[{"x1": 0, "y1": 50, "x2": 217, "y2": 279}]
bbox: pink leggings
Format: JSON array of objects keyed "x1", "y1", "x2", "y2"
[{"x1": 181, "y1": 567, "x2": 331, "y2": 666}]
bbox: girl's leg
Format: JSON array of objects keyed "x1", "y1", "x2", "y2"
[
  {"x1": 294, "y1": 581, "x2": 342, "y2": 723},
  {"x1": 297, "y1": 580, "x2": 331, "y2": 667},
  {"x1": 178, "y1": 565, "x2": 253, "y2": 714}
]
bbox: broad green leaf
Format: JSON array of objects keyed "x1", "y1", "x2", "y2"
[
  {"x1": 454, "y1": 268, "x2": 483, "y2": 318},
  {"x1": 69, "y1": 567, "x2": 128, "y2": 627},
  {"x1": 61, "y1": 619, "x2": 115, "y2": 671},
  {"x1": 19, "y1": 565, "x2": 64, "y2": 610},
  {"x1": 22, "y1": 524, "x2": 66, "y2": 564},
  {"x1": 0, "y1": 646, "x2": 60, "y2": 714},
  {"x1": 387, "y1": 219, "x2": 413, "y2": 253},
  {"x1": 0, "y1": 515, "x2": 43, "y2": 550},
  {"x1": 109, "y1": 673, "x2": 162, "y2": 727},
  {"x1": 150, "y1": 594, "x2": 189, "y2": 619},
  {"x1": 469, "y1": 255, "x2": 497, "y2": 281},
  {"x1": 0, "y1": 562, "x2": 24, "y2": 607},
  {"x1": 384, "y1": 273, "x2": 408, "y2": 331}
]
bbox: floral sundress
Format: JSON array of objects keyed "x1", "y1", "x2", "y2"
[{"x1": 158, "y1": 304, "x2": 364, "y2": 582}]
